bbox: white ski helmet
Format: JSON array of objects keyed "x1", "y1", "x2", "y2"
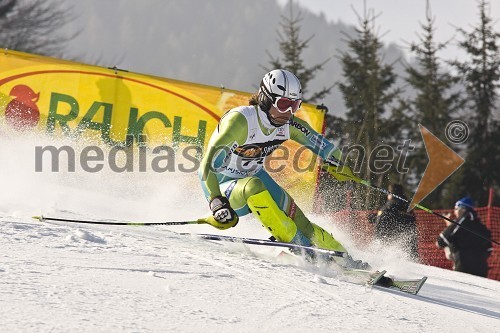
[
  {"x1": 259, "y1": 69, "x2": 302, "y2": 102},
  {"x1": 257, "y1": 69, "x2": 302, "y2": 126}
]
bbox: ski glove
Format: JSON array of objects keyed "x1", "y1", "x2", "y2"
[
  {"x1": 322, "y1": 157, "x2": 359, "y2": 182},
  {"x1": 208, "y1": 196, "x2": 239, "y2": 229}
]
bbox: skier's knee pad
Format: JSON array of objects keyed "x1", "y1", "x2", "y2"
[
  {"x1": 224, "y1": 177, "x2": 268, "y2": 214},
  {"x1": 310, "y1": 223, "x2": 346, "y2": 252},
  {"x1": 247, "y1": 190, "x2": 297, "y2": 243},
  {"x1": 241, "y1": 176, "x2": 267, "y2": 199}
]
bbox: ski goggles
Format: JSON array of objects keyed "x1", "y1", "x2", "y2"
[{"x1": 272, "y1": 96, "x2": 302, "y2": 114}]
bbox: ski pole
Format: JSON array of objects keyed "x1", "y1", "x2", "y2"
[
  {"x1": 184, "y1": 233, "x2": 346, "y2": 258},
  {"x1": 33, "y1": 215, "x2": 208, "y2": 226},
  {"x1": 336, "y1": 171, "x2": 499, "y2": 246}
]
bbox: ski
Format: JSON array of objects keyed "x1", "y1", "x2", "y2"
[
  {"x1": 35, "y1": 217, "x2": 344, "y2": 258},
  {"x1": 341, "y1": 269, "x2": 388, "y2": 287},
  {"x1": 185, "y1": 233, "x2": 427, "y2": 294},
  {"x1": 340, "y1": 269, "x2": 427, "y2": 295},
  {"x1": 386, "y1": 276, "x2": 428, "y2": 295},
  {"x1": 367, "y1": 270, "x2": 388, "y2": 286},
  {"x1": 37, "y1": 216, "x2": 427, "y2": 295},
  {"x1": 183, "y1": 233, "x2": 346, "y2": 258}
]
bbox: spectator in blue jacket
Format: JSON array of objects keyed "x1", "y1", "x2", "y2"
[{"x1": 436, "y1": 197, "x2": 493, "y2": 277}]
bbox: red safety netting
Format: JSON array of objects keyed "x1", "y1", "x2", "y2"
[
  {"x1": 415, "y1": 206, "x2": 500, "y2": 281},
  {"x1": 327, "y1": 206, "x2": 500, "y2": 281}
]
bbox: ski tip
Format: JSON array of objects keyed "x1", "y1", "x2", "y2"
[
  {"x1": 367, "y1": 270, "x2": 387, "y2": 286},
  {"x1": 32, "y1": 215, "x2": 44, "y2": 221},
  {"x1": 407, "y1": 276, "x2": 428, "y2": 295},
  {"x1": 416, "y1": 276, "x2": 428, "y2": 294}
]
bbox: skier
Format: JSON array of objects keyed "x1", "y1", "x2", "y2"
[{"x1": 198, "y1": 69, "x2": 364, "y2": 268}]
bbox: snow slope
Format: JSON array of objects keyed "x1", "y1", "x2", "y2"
[{"x1": 1, "y1": 135, "x2": 499, "y2": 332}]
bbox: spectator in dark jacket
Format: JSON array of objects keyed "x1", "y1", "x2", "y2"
[
  {"x1": 436, "y1": 197, "x2": 493, "y2": 277},
  {"x1": 371, "y1": 183, "x2": 419, "y2": 260}
]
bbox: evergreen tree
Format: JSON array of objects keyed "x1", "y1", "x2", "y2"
[
  {"x1": 0, "y1": 0, "x2": 73, "y2": 56},
  {"x1": 337, "y1": 8, "x2": 400, "y2": 208},
  {"x1": 0, "y1": 0, "x2": 15, "y2": 17},
  {"x1": 266, "y1": 1, "x2": 332, "y2": 103},
  {"x1": 403, "y1": 2, "x2": 465, "y2": 207},
  {"x1": 451, "y1": 0, "x2": 500, "y2": 206}
]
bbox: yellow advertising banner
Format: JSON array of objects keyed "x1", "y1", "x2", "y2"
[{"x1": 0, "y1": 50, "x2": 326, "y2": 210}]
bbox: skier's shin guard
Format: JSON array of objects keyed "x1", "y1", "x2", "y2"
[
  {"x1": 247, "y1": 189, "x2": 346, "y2": 252},
  {"x1": 310, "y1": 223, "x2": 346, "y2": 252},
  {"x1": 247, "y1": 190, "x2": 298, "y2": 243}
]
